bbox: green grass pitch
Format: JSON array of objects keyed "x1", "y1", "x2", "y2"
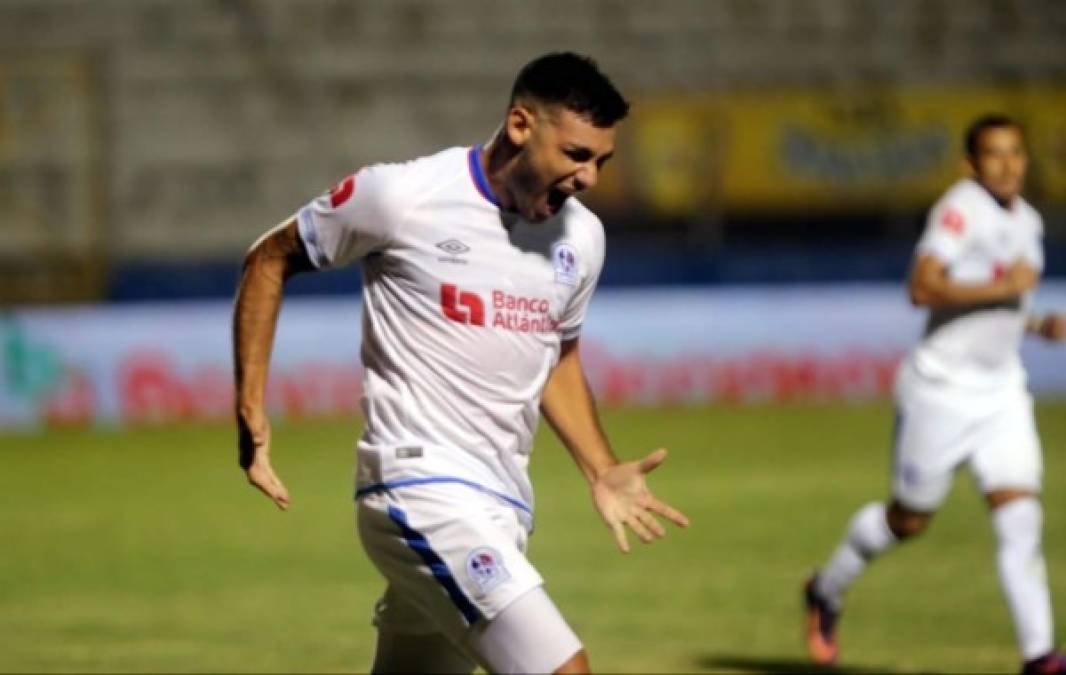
[{"x1": 1, "y1": 402, "x2": 1064, "y2": 673}]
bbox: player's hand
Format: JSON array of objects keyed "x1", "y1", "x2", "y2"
[
  {"x1": 1039, "y1": 313, "x2": 1066, "y2": 342},
  {"x1": 590, "y1": 448, "x2": 690, "y2": 553},
  {"x1": 1004, "y1": 260, "x2": 1039, "y2": 296},
  {"x1": 237, "y1": 411, "x2": 291, "y2": 510}
]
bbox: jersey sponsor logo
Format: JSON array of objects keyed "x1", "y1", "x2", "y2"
[
  {"x1": 552, "y1": 242, "x2": 579, "y2": 286},
  {"x1": 439, "y1": 284, "x2": 559, "y2": 333},
  {"x1": 491, "y1": 289, "x2": 559, "y2": 333},
  {"x1": 465, "y1": 547, "x2": 510, "y2": 595},
  {"x1": 441, "y1": 284, "x2": 485, "y2": 326},
  {"x1": 940, "y1": 207, "x2": 965, "y2": 236},
  {"x1": 329, "y1": 175, "x2": 356, "y2": 208}
]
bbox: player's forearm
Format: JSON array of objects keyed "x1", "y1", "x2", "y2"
[
  {"x1": 540, "y1": 341, "x2": 619, "y2": 483},
  {"x1": 233, "y1": 250, "x2": 286, "y2": 422},
  {"x1": 233, "y1": 220, "x2": 311, "y2": 421},
  {"x1": 909, "y1": 276, "x2": 1015, "y2": 307}
]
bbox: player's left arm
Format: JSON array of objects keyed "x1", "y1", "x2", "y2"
[
  {"x1": 1025, "y1": 312, "x2": 1066, "y2": 342},
  {"x1": 540, "y1": 338, "x2": 690, "y2": 553}
]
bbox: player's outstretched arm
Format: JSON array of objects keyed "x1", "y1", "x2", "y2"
[
  {"x1": 233, "y1": 219, "x2": 315, "y2": 510},
  {"x1": 908, "y1": 254, "x2": 1037, "y2": 307},
  {"x1": 540, "y1": 339, "x2": 690, "y2": 553}
]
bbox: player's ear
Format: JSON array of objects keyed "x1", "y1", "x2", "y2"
[{"x1": 505, "y1": 103, "x2": 535, "y2": 148}]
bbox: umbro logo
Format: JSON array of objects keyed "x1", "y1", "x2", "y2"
[
  {"x1": 436, "y1": 239, "x2": 470, "y2": 255},
  {"x1": 436, "y1": 239, "x2": 470, "y2": 265}
]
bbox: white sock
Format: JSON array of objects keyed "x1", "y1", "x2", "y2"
[
  {"x1": 992, "y1": 497, "x2": 1054, "y2": 661},
  {"x1": 816, "y1": 502, "x2": 898, "y2": 610}
]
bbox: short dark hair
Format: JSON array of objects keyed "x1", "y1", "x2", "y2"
[
  {"x1": 964, "y1": 113, "x2": 1024, "y2": 157},
  {"x1": 510, "y1": 52, "x2": 629, "y2": 127}
]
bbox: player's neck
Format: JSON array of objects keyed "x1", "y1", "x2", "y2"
[
  {"x1": 975, "y1": 179, "x2": 1017, "y2": 211},
  {"x1": 482, "y1": 134, "x2": 519, "y2": 213}
]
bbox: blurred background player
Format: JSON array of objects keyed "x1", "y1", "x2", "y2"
[
  {"x1": 804, "y1": 114, "x2": 1066, "y2": 673},
  {"x1": 232, "y1": 52, "x2": 689, "y2": 674}
]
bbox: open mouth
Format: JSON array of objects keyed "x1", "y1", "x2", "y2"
[{"x1": 547, "y1": 187, "x2": 569, "y2": 212}]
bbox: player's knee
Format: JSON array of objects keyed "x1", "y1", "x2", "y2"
[
  {"x1": 986, "y1": 488, "x2": 1037, "y2": 511},
  {"x1": 886, "y1": 502, "x2": 933, "y2": 540},
  {"x1": 553, "y1": 648, "x2": 590, "y2": 675}
]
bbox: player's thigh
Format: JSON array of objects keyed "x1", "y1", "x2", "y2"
[
  {"x1": 463, "y1": 585, "x2": 583, "y2": 675},
  {"x1": 357, "y1": 486, "x2": 543, "y2": 647},
  {"x1": 891, "y1": 378, "x2": 977, "y2": 511},
  {"x1": 969, "y1": 390, "x2": 1042, "y2": 496}
]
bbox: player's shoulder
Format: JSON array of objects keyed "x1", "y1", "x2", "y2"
[
  {"x1": 559, "y1": 197, "x2": 606, "y2": 256},
  {"x1": 348, "y1": 146, "x2": 467, "y2": 217},
  {"x1": 927, "y1": 179, "x2": 992, "y2": 235},
  {"x1": 361, "y1": 146, "x2": 467, "y2": 190},
  {"x1": 1014, "y1": 195, "x2": 1044, "y2": 233},
  {"x1": 936, "y1": 178, "x2": 988, "y2": 212}
]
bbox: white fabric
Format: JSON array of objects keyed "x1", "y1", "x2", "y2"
[
  {"x1": 992, "y1": 497, "x2": 1054, "y2": 660},
  {"x1": 368, "y1": 587, "x2": 582, "y2": 675},
  {"x1": 909, "y1": 178, "x2": 1044, "y2": 391},
  {"x1": 817, "y1": 502, "x2": 897, "y2": 609},
  {"x1": 358, "y1": 483, "x2": 581, "y2": 673},
  {"x1": 297, "y1": 146, "x2": 606, "y2": 515},
  {"x1": 357, "y1": 483, "x2": 544, "y2": 634},
  {"x1": 892, "y1": 361, "x2": 1043, "y2": 511},
  {"x1": 464, "y1": 586, "x2": 583, "y2": 674}
]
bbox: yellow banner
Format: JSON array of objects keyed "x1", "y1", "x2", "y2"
[{"x1": 592, "y1": 87, "x2": 1066, "y2": 215}]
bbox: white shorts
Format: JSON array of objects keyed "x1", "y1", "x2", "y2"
[
  {"x1": 891, "y1": 364, "x2": 1043, "y2": 512},
  {"x1": 356, "y1": 481, "x2": 582, "y2": 672}
]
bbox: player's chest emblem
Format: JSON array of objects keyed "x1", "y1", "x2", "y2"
[{"x1": 552, "y1": 242, "x2": 579, "y2": 286}]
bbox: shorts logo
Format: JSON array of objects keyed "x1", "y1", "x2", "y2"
[
  {"x1": 552, "y1": 243, "x2": 579, "y2": 286},
  {"x1": 900, "y1": 462, "x2": 923, "y2": 486},
  {"x1": 466, "y1": 547, "x2": 510, "y2": 594}
]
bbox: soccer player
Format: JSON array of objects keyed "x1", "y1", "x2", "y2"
[
  {"x1": 804, "y1": 114, "x2": 1066, "y2": 673},
  {"x1": 232, "y1": 52, "x2": 689, "y2": 674}
]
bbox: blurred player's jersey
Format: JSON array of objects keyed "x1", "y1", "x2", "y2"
[
  {"x1": 908, "y1": 178, "x2": 1044, "y2": 390},
  {"x1": 295, "y1": 146, "x2": 605, "y2": 528}
]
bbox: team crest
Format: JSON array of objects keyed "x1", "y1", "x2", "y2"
[
  {"x1": 552, "y1": 243, "x2": 579, "y2": 286},
  {"x1": 465, "y1": 547, "x2": 510, "y2": 594}
]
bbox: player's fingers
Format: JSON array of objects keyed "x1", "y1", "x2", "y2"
[
  {"x1": 635, "y1": 509, "x2": 666, "y2": 539},
  {"x1": 638, "y1": 448, "x2": 668, "y2": 474},
  {"x1": 646, "y1": 496, "x2": 691, "y2": 528},
  {"x1": 625, "y1": 515, "x2": 655, "y2": 544},
  {"x1": 610, "y1": 520, "x2": 630, "y2": 554},
  {"x1": 248, "y1": 466, "x2": 290, "y2": 510},
  {"x1": 271, "y1": 480, "x2": 291, "y2": 510}
]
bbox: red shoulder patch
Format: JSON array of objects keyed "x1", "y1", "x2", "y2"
[
  {"x1": 329, "y1": 175, "x2": 356, "y2": 208},
  {"x1": 941, "y1": 207, "x2": 965, "y2": 236}
]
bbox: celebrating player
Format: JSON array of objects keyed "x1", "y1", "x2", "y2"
[
  {"x1": 804, "y1": 114, "x2": 1066, "y2": 673},
  {"x1": 232, "y1": 52, "x2": 689, "y2": 674}
]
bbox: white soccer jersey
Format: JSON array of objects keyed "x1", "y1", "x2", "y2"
[
  {"x1": 908, "y1": 178, "x2": 1044, "y2": 390},
  {"x1": 295, "y1": 146, "x2": 605, "y2": 525}
]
